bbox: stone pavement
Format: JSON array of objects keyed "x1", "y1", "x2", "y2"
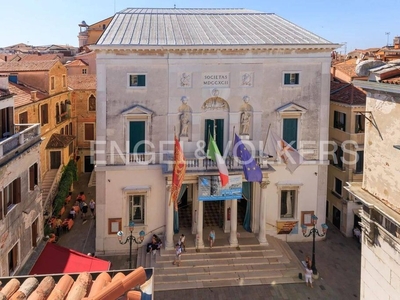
[
  {"x1": 156, "y1": 222, "x2": 361, "y2": 300},
  {"x1": 19, "y1": 172, "x2": 361, "y2": 299}
]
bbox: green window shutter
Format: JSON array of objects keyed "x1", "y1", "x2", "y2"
[
  {"x1": 138, "y1": 75, "x2": 146, "y2": 86},
  {"x1": 129, "y1": 121, "x2": 145, "y2": 153},
  {"x1": 215, "y1": 119, "x2": 224, "y2": 153},
  {"x1": 284, "y1": 74, "x2": 290, "y2": 84},
  {"x1": 294, "y1": 73, "x2": 299, "y2": 84},
  {"x1": 283, "y1": 118, "x2": 298, "y2": 149}
]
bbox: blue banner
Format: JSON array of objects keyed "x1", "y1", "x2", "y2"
[{"x1": 198, "y1": 175, "x2": 242, "y2": 201}]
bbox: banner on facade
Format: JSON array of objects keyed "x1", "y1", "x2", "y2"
[
  {"x1": 198, "y1": 175, "x2": 242, "y2": 201},
  {"x1": 276, "y1": 221, "x2": 299, "y2": 235}
]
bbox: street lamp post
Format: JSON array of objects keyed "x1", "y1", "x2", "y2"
[
  {"x1": 117, "y1": 221, "x2": 145, "y2": 269},
  {"x1": 301, "y1": 215, "x2": 328, "y2": 276}
]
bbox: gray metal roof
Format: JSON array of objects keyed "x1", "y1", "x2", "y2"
[{"x1": 96, "y1": 8, "x2": 333, "y2": 47}]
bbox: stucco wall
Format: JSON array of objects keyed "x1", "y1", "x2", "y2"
[
  {"x1": 0, "y1": 142, "x2": 43, "y2": 276},
  {"x1": 363, "y1": 93, "x2": 400, "y2": 208}
]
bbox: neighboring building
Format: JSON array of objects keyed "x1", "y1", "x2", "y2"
[
  {"x1": 327, "y1": 81, "x2": 366, "y2": 236},
  {"x1": 347, "y1": 60, "x2": 400, "y2": 299},
  {"x1": 68, "y1": 74, "x2": 97, "y2": 173},
  {"x1": 0, "y1": 74, "x2": 42, "y2": 276},
  {"x1": 0, "y1": 60, "x2": 75, "y2": 214},
  {"x1": 91, "y1": 8, "x2": 338, "y2": 256},
  {"x1": 78, "y1": 17, "x2": 113, "y2": 48}
]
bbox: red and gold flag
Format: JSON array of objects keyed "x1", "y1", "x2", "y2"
[{"x1": 170, "y1": 136, "x2": 186, "y2": 211}]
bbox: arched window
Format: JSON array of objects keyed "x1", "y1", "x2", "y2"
[
  {"x1": 56, "y1": 103, "x2": 60, "y2": 123},
  {"x1": 65, "y1": 125, "x2": 68, "y2": 134},
  {"x1": 69, "y1": 122, "x2": 73, "y2": 135},
  {"x1": 88, "y1": 95, "x2": 96, "y2": 111},
  {"x1": 60, "y1": 128, "x2": 64, "y2": 134}
]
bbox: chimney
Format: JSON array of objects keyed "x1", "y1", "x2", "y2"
[
  {"x1": 0, "y1": 74, "x2": 9, "y2": 91},
  {"x1": 394, "y1": 36, "x2": 400, "y2": 49},
  {"x1": 4, "y1": 56, "x2": 7, "y2": 62},
  {"x1": 31, "y1": 91, "x2": 37, "y2": 101}
]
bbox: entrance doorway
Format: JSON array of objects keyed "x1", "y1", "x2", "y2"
[
  {"x1": 84, "y1": 156, "x2": 94, "y2": 173},
  {"x1": 204, "y1": 201, "x2": 224, "y2": 228},
  {"x1": 333, "y1": 206, "x2": 341, "y2": 229},
  {"x1": 50, "y1": 151, "x2": 61, "y2": 169}
]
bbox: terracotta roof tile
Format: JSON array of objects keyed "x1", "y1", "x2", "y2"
[
  {"x1": 0, "y1": 267, "x2": 149, "y2": 299},
  {"x1": 9, "y1": 83, "x2": 47, "y2": 108},
  {"x1": 65, "y1": 59, "x2": 88, "y2": 67},
  {"x1": 18, "y1": 54, "x2": 62, "y2": 61},
  {"x1": 382, "y1": 75, "x2": 400, "y2": 84},
  {"x1": 68, "y1": 75, "x2": 96, "y2": 90},
  {"x1": 0, "y1": 60, "x2": 58, "y2": 72},
  {"x1": 46, "y1": 133, "x2": 76, "y2": 149},
  {"x1": 333, "y1": 58, "x2": 358, "y2": 78},
  {"x1": 330, "y1": 81, "x2": 366, "y2": 105}
]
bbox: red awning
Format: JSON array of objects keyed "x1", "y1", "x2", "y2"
[{"x1": 29, "y1": 243, "x2": 111, "y2": 275}]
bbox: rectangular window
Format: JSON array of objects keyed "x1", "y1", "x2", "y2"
[
  {"x1": 280, "y1": 190, "x2": 296, "y2": 219},
  {"x1": 334, "y1": 177, "x2": 342, "y2": 196},
  {"x1": 129, "y1": 121, "x2": 145, "y2": 153},
  {"x1": 84, "y1": 123, "x2": 95, "y2": 141},
  {"x1": 129, "y1": 195, "x2": 145, "y2": 223},
  {"x1": 8, "y1": 243, "x2": 19, "y2": 275},
  {"x1": 62, "y1": 75, "x2": 66, "y2": 87},
  {"x1": 282, "y1": 118, "x2": 298, "y2": 149},
  {"x1": 333, "y1": 145, "x2": 343, "y2": 169},
  {"x1": 3, "y1": 178, "x2": 21, "y2": 213},
  {"x1": 355, "y1": 114, "x2": 364, "y2": 133},
  {"x1": 40, "y1": 104, "x2": 49, "y2": 125},
  {"x1": 82, "y1": 68, "x2": 87, "y2": 74},
  {"x1": 19, "y1": 111, "x2": 28, "y2": 124},
  {"x1": 50, "y1": 77, "x2": 55, "y2": 90},
  {"x1": 69, "y1": 143, "x2": 73, "y2": 156},
  {"x1": 334, "y1": 111, "x2": 346, "y2": 131},
  {"x1": 355, "y1": 151, "x2": 364, "y2": 173},
  {"x1": 128, "y1": 74, "x2": 146, "y2": 87},
  {"x1": 284, "y1": 73, "x2": 299, "y2": 85},
  {"x1": 29, "y1": 163, "x2": 38, "y2": 191},
  {"x1": 204, "y1": 119, "x2": 224, "y2": 153}
]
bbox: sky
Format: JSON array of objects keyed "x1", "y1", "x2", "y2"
[{"x1": 1, "y1": 0, "x2": 399, "y2": 53}]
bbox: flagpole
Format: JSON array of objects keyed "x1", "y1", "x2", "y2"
[
  {"x1": 262, "y1": 123, "x2": 272, "y2": 155},
  {"x1": 229, "y1": 126, "x2": 236, "y2": 169}
]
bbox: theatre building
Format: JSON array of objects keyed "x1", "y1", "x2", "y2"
[{"x1": 92, "y1": 8, "x2": 338, "y2": 254}]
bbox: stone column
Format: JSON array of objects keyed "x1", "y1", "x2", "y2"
[
  {"x1": 196, "y1": 200, "x2": 205, "y2": 248},
  {"x1": 229, "y1": 199, "x2": 238, "y2": 246},
  {"x1": 165, "y1": 184, "x2": 174, "y2": 250},
  {"x1": 258, "y1": 180, "x2": 270, "y2": 245}
]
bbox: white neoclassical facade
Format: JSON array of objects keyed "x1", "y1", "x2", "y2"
[{"x1": 92, "y1": 8, "x2": 338, "y2": 254}]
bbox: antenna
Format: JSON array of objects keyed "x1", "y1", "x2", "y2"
[
  {"x1": 385, "y1": 32, "x2": 390, "y2": 46},
  {"x1": 341, "y1": 42, "x2": 347, "y2": 55}
]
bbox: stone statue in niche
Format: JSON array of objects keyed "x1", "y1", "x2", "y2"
[
  {"x1": 178, "y1": 96, "x2": 192, "y2": 113},
  {"x1": 240, "y1": 96, "x2": 253, "y2": 136},
  {"x1": 180, "y1": 112, "x2": 190, "y2": 137},
  {"x1": 180, "y1": 73, "x2": 191, "y2": 87}
]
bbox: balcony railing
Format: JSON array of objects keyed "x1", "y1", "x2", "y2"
[
  {"x1": 0, "y1": 123, "x2": 41, "y2": 157},
  {"x1": 104, "y1": 152, "x2": 270, "y2": 172}
]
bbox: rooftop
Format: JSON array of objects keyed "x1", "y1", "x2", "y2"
[
  {"x1": 97, "y1": 8, "x2": 335, "y2": 47},
  {"x1": 0, "y1": 60, "x2": 59, "y2": 72},
  {"x1": 9, "y1": 82, "x2": 47, "y2": 108},
  {"x1": 330, "y1": 81, "x2": 366, "y2": 105}
]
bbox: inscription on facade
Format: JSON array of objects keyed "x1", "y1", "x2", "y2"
[{"x1": 202, "y1": 72, "x2": 230, "y2": 87}]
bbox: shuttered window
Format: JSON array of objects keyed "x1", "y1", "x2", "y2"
[
  {"x1": 40, "y1": 104, "x2": 48, "y2": 125},
  {"x1": 29, "y1": 163, "x2": 38, "y2": 191},
  {"x1": 204, "y1": 119, "x2": 224, "y2": 153},
  {"x1": 128, "y1": 74, "x2": 146, "y2": 87},
  {"x1": 19, "y1": 111, "x2": 28, "y2": 124},
  {"x1": 284, "y1": 73, "x2": 299, "y2": 85},
  {"x1": 129, "y1": 121, "x2": 145, "y2": 153},
  {"x1": 84, "y1": 123, "x2": 95, "y2": 141},
  {"x1": 283, "y1": 118, "x2": 298, "y2": 149}
]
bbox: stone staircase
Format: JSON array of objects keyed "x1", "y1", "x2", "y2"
[
  {"x1": 41, "y1": 169, "x2": 58, "y2": 209},
  {"x1": 88, "y1": 170, "x2": 96, "y2": 187},
  {"x1": 137, "y1": 234, "x2": 304, "y2": 291}
]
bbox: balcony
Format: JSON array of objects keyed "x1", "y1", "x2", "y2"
[
  {"x1": 104, "y1": 152, "x2": 271, "y2": 173},
  {"x1": 0, "y1": 123, "x2": 41, "y2": 163}
]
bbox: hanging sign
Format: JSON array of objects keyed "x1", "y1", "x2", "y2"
[{"x1": 198, "y1": 175, "x2": 242, "y2": 201}]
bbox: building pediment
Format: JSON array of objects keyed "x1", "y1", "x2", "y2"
[
  {"x1": 121, "y1": 105, "x2": 154, "y2": 116},
  {"x1": 276, "y1": 102, "x2": 307, "y2": 116}
]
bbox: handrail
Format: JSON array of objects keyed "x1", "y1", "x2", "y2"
[{"x1": 143, "y1": 225, "x2": 166, "y2": 238}]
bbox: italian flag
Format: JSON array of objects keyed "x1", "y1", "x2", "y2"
[{"x1": 207, "y1": 135, "x2": 229, "y2": 187}]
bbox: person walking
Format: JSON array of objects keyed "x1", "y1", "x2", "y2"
[
  {"x1": 179, "y1": 234, "x2": 186, "y2": 252},
  {"x1": 76, "y1": 192, "x2": 86, "y2": 211},
  {"x1": 81, "y1": 202, "x2": 88, "y2": 220},
  {"x1": 89, "y1": 199, "x2": 96, "y2": 218},
  {"x1": 305, "y1": 264, "x2": 313, "y2": 288},
  {"x1": 172, "y1": 243, "x2": 182, "y2": 266},
  {"x1": 208, "y1": 229, "x2": 216, "y2": 249}
]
